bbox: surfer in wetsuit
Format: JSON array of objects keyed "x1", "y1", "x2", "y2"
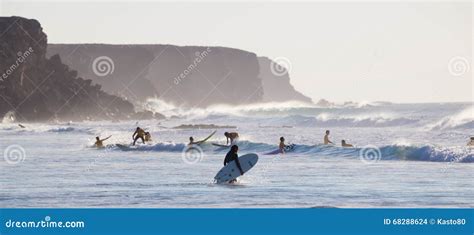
[
  {"x1": 94, "y1": 135, "x2": 112, "y2": 148},
  {"x1": 224, "y1": 145, "x2": 244, "y2": 183},
  {"x1": 324, "y1": 130, "x2": 333, "y2": 145},
  {"x1": 341, "y1": 140, "x2": 353, "y2": 147},
  {"x1": 279, "y1": 137, "x2": 287, "y2": 153},
  {"x1": 132, "y1": 127, "x2": 146, "y2": 145},
  {"x1": 225, "y1": 132, "x2": 239, "y2": 145}
]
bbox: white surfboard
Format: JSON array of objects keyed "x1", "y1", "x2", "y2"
[
  {"x1": 212, "y1": 143, "x2": 231, "y2": 148},
  {"x1": 214, "y1": 153, "x2": 259, "y2": 184}
]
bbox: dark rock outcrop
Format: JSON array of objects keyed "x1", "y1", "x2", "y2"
[{"x1": 0, "y1": 17, "x2": 135, "y2": 122}]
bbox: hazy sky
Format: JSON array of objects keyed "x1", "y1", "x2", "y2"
[{"x1": 1, "y1": 1, "x2": 472, "y2": 103}]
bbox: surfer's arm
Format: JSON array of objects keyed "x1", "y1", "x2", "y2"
[
  {"x1": 132, "y1": 131, "x2": 137, "y2": 138},
  {"x1": 101, "y1": 135, "x2": 112, "y2": 141},
  {"x1": 235, "y1": 158, "x2": 244, "y2": 175}
]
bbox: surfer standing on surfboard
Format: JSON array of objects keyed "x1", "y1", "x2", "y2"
[
  {"x1": 132, "y1": 127, "x2": 146, "y2": 145},
  {"x1": 224, "y1": 132, "x2": 239, "y2": 145},
  {"x1": 224, "y1": 145, "x2": 244, "y2": 183}
]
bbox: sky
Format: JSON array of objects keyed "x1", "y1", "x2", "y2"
[{"x1": 1, "y1": 0, "x2": 472, "y2": 103}]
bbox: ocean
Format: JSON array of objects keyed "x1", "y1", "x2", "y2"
[{"x1": 1, "y1": 101, "x2": 473, "y2": 207}]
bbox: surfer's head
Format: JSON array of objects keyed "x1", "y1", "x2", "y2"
[
  {"x1": 326, "y1": 130, "x2": 330, "y2": 134},
  {"x1": 231, "y1": 145, "x2": 238, "y2": 153},
  {"x1": 280, "y1": 137, "x2": 285, "y2": 142},
  {"x1": 189, "y1": 136, "x2": 194, "y2": 141},
  {"x1": 96, "y1": 136, "x2": 100, "y2": 141},
  {"x1": 136, "y1": 127, "x2": 140, "y2": 130},
  {"x1": 471, "y1": 137, "x2": 474, "y2": 140},
  {"x1": 224, "y1": 132, "x2": 229, "y2": 136},
  {"x1": 341, "y1": 140, "x2": 346, "y2": 144}
]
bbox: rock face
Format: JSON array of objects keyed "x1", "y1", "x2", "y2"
[
  {"x1": 258, "y1": 57, "x2": 312, "y2": 103},
  {"x1": 0, "y1": 17, "x2": 135, "y2": 122},
  {"x1": 47, "y1": 45, "x2": 312, "y2": 107}
]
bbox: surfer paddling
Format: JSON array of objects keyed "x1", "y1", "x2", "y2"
[
  {"x1": 188, "y1": 136, "x2": 205, "y2": 145},
  {"x1": 224, "y1": 132, "x2": 239, "y2": 145},
  {"x1": 224, "y1": 145, "x2": 244, "y2": 183},
  {"x1": 94, "y1": 135, "x2": 112, "y2": 148},
  {"x1": 341, "y1": 140, "x2": 353, "y2": 147},
  {"x1": 324, "y1": 130, "x2": 333, "y2": 145}
]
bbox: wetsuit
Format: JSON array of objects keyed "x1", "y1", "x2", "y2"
[{"x1": 224, "y1": 151, "x2": 243, "y2": 175}]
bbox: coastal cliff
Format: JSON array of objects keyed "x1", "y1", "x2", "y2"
[
  {"x1": 0, "y1": 17, "x2": 135, "y2": 121},
  {"x1": 47, "y1": 45, "x2": 312, "y2": 107}
]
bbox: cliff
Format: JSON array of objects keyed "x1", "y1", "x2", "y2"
[
  {"x1": 47, "y1": 45, "x2": 312, "y2": 107},
  {"x1": 258, "y1": 57, "x2": 312, "y2": 103},
  {"x1": 0, "y1": 17, "x2": 135, "y2": 122}
]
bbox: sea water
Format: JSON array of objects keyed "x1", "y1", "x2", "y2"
[{"x1": 0, "y1": 102, "x2": 473, "y2": 207}]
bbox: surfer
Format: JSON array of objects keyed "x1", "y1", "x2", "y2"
[
  {"x1": 279, "y1": 137, "x2": 287, "y2": 153},
  {"x1": 224, "y1": 145, "x2": 244, "y2": 183},
  {"x1": 132, "y1": 127, "x2": 146, "y2": 145},
  {"x1": 341, "y1": 140, "x2": 353, "y2": 147},
  {"x1": 18, "y1": 124, "x2": 26, "y2": 128},
  {"x1": 224, "y1": 132, "x2": 239, "y2": 145},
  {"x1": 467, "y1": 137, "x2": 474, "y2": 147},
  {"x1": 94, "y1": 135, "x2": 112, "y2": 148},
  {"x1": 324, "y1": 130, "x2": 333, "y2": 145},
  {"x1": 188, "y1": 136, "x2": 199, "y2": 146},
  {"x1": 144, "y1": 132, "x2": 152, "y2": 142}
]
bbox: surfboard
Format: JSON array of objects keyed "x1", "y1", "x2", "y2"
[
  {"x1": 115, "y1": 144, "x2": 141, "y2": 151},
  {"x1": 115, "y1": 144, "x2": 132, "y2": 151},
  {"x1": 194, "y1": 130, "x2": 217, "y2": 144},
  {"x1": 264, "y1": 144, "x2": 296, "y2": 155},
  {"x1": 214, "y1": 153, "x2": 259, "y2": 184},
  {"x1": 212, "y1": 143, "x2": 231, "y2": 148}
]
